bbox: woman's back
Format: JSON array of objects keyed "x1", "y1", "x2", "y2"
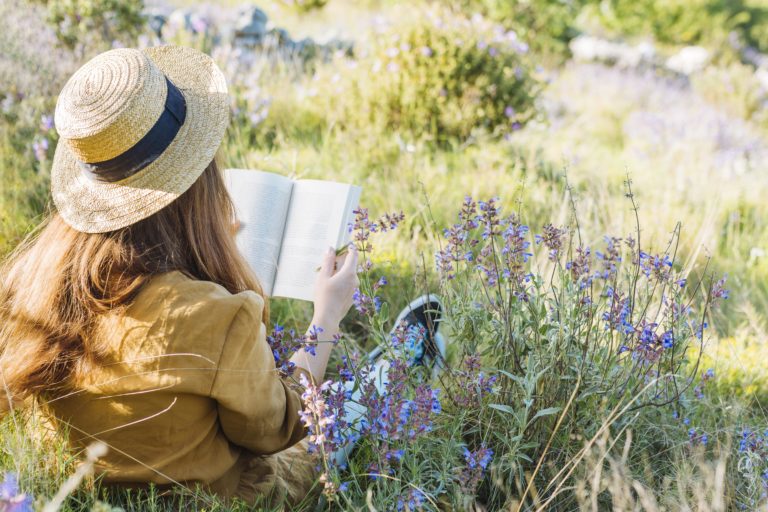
[{"x1": 44, "y1": 270, "x2": 305, "y2": 488}]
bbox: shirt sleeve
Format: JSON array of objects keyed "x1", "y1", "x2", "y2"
[{"x1": 209, "y1": 292, "x2": 309, "y2": 455}]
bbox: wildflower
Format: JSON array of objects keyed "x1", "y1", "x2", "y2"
[
  {"x1": 0, "y1": 473, "x2": 32, "y2": 512},
  {"x1": 419, "y1": 46, "x2": 433, "y2": 57},
  {"x1": 661, "y1": 330, "x2": 674, "y2": 349},
  {"x1": 352, "y1": 288, "x2": 381, "y2": 315},
  {"x1": 189, "y1": 14, "x2": 209, "y2": 34},
  {"x1": 378, "y1": 211, "x2": 405, "y2": 232},
  {"x1": 637, "y1": 251, "x2": 673, "y2": 282},
  {"x1": 603, "y1": 288, "x2": 633, "y2": 335},
  {"x1": 40, "y1": 114, "x2": 54, "y2": 131},
  {"x1": 477, "y1": 197, "x2": 502, "y2": 240},
  {"x1": 710, "y1": 275, "x2": 729, "y2": 307},
  {"x1": 535, "y1": 224, "x2": 566, "y2": 261},
  {"x1": 298, "y1": 373, "x2": 354, "y2": 479},
  {"x1": 566, "y1": 246, "x2": 592, "y2": 288},
  {"x1": 267, "y1": 324, "x2": 296, "y2": 378},
  {"x1": 385, "y1": 46, "x2": 400, "y2": 58},
  {"x1": 459, "y1": 445, "x2": 493, "y2": 495},
  {"x1": 436, "y1": 197, "x2": 480, "y2": 279},
  {"x1": 687, "y1": 427, "x2": 709, "y2": 446},
  {"x1": 353, "y1": 353, "x2": 441, "y2": 474},
  {"x1": 454, "y1": 354, "x2": 497, "y2": 408},
  {"x1": 595, "y1": 236, "x2": 622, "y2": 279},
  {"x1": 348, "y1": 207, "x2": 405, "y2": 271},
  {"x1": 32, "y1": 137, "x2": 48, "y2": 162},
  {"x1": 396, "y1": 488, "x2": 426, "y2": 512},
  {"x1": 348, "y1": 207, "x2": 378, "y2": 252},
  {"x1": 693, "y1": 321, "x2": 709, "y2": 340},
  {"x1": 267, "y1": 324, "x2": 323, "y2": 378},
  {"x1": 304, "y1": 325, "x2": 323, "y2": 356}
]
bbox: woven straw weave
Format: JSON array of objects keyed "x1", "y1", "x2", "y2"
[{"x1": 51, "y1": 46, "x2": 230, "y2": 233}]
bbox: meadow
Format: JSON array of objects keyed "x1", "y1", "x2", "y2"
[{"x1": 1, "y1": 0, "x2": 768, "y2": 510}]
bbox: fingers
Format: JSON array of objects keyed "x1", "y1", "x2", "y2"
[
  {"x1": 334, "y1": 252, "x2": 347, "y2": 269},
  {"x1": 321, "y1": 247, "x2": 336, "y2": 277},
  {"x1": 339, "y1": 245, "x2": 358, "y2": 275}
]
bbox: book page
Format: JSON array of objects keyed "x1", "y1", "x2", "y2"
[
  {"x1": 273, "y1": 180, "x2": 362, "y2": 301},
  {"x1": 223, "y1": 168, "x2": 294, "y2": 296}
]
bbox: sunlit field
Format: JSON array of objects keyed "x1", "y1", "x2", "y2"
[{"x1": 2, "y1": 0, "x2": 768, "y2": 510}]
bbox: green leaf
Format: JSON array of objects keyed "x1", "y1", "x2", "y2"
[
  {"x1": 532, "y1": 407, "x2": 562, "y2": 420},
  {"x1": 488, "y1": 403, "x2": 515, "y2": 415}
]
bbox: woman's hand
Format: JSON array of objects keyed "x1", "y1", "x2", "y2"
[
  {"x1": 312, "y1": 245, "x2": 359, "y2": 329},
  {"x1": 290, "y1": 245, "x2": 358, "y2": 384}
]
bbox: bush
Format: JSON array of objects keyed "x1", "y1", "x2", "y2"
[
  {"x1": 581, "y1": 0, "x2": 768, "y2": 55},
  {"x1": 313, "y1": 7, "x2": 542, "y2": 145},
  {"x1": 282, "y1": 0, "x2": 330, "y2": 14},
  {"x1": 692, "y1": 62, "x2": 768, "y2": 124},
  {"x1": 36, "y1": 0, "x2": 146, "y2": 50},
  {"x1": 0, "y1": 94, "x2": 55, "y2": 256},
  {"x1": 292, "y1": 190, "x2": 741, "y2": 510},
  {"x1": 457, "y1": 0, "x2": 591, "y2": 60}
]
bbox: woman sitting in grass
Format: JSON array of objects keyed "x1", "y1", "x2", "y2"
[{"x1": 0, "y1": 45, "x2": 443, "y2": 507}]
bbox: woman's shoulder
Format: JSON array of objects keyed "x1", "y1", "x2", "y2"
[
  {"x1": 121, "y1": 270, "x2": 265, "y2": 350},
  {"x1": 139, "y1": 270, "x2": 263, "y2": 312},
  {"x1": 85, "y1": 271, "x2": 266, "y2": 393}
]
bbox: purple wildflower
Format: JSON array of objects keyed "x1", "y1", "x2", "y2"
[
  {"x1": 566, "y1": 246, "x2": 592, "y2": 288},
  {"x1": 298, "y1": 373, "x2": 354, "y2": 472},
  {"x1": 595, "y1": 236, "x2": 622, "y2": 279},
  {"x1": 459, "y1": 445, "x2": 493, "y2": 495},
  {"x1": 637, "y1": 251, "x2": 673, "y2": 282},
  {"x1": 32, "y1": 137, "x2": 48, "y2": 162},
  {"x1": 454, "y1": 354, "x2": 497, "y2": 408},
  {"x1": 353, "y1": 288, "x2": 381, "y2": 315},
  {"x1": 40, "y1": 114, "x2": 54, "y2": 131},
  {"x1": 0, "y1": 473, "x2": 32, "y2": 512},
  {"x1": 396, "y1": 488, "x2": 426, "y2": 511},
  {"x1": 710, "y1": 275, "x2": 729, "y2": 307},
  {"x1": 267, "y1": 324, "x2": 322, "y2": 378},
  {"x1": 535, "y1": 223, "x2": 566, "y2": 261}
]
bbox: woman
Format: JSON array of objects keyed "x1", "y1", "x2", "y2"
[{"x1": 0, "y1": 46, "x2": 443, "y2": 507}]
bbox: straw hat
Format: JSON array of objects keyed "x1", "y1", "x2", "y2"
[{"x1": 51, "y1": 45, "x2": 230, "y2": 233}]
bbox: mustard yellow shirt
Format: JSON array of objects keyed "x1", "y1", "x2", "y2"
[{"x1": 44, "y1": 270, "x2": 309, "y2": 490}]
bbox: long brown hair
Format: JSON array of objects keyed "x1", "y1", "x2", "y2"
[{"x1": 0, "y1": 157, "x2": 268, "y2": 410}]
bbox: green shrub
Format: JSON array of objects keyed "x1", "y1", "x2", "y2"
[
  {"x1": 313, "y1": 7, "x2": 542, "y2": 145},
  {"x1": 0, "y1": 93, "x2": 55, "y2": 256},
  {"x1": 34, "y1": 0, "x2": 146, "y2": 49},
  {"x1": 282, "y1": 0, "x2": 330, "y2": 14},
  {"x1": 581, "y1": 0, "x2": 768, "y2": 55},
  {"x1": 291, "y1": 192, "x2": 747, "y2": 510},
  {"x1": 456, "y1": 0, "x2": 591, "y2": 60},
  {"x1": 692, "y1": 62, "x2": 768, "y2": 123}
]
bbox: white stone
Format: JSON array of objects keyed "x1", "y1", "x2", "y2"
[{"x1": 666, "y1": 46, "x2": 710, "y2": 75}]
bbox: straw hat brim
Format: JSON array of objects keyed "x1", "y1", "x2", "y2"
[{"x1": 51, "y1": 46, "x2": 230, "y2": 234}]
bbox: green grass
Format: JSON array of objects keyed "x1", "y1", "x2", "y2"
[{"x1": 2, "y1": 0, "x2": 768, "y2": 510}]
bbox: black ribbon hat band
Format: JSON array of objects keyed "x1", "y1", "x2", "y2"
[{"x1": 78, "y1": 77, "x2": 187, "y2": 183}]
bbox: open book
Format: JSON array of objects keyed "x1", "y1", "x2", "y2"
[{"x1": 223, "y1": 168, "x2": 362, "y2": 301}]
